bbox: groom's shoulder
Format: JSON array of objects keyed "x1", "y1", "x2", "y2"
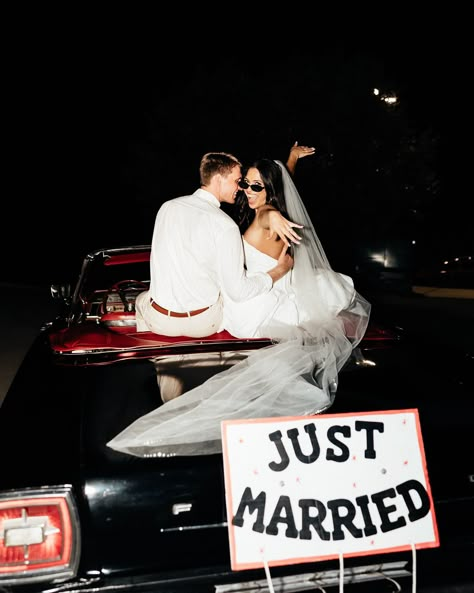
[{"x1": 159, "y1": 194, "x2": 194, "y2": 212}]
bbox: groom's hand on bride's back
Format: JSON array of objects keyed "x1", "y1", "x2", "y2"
[
  {"x1": 266, "y1": 242, "x2": 294, "y2": 284},
  {"x1": 277, "y1": 242, "x2": 294, "y2": 271}
]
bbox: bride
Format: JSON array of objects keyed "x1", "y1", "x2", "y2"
[
  {"x1": 107, "y1": 145, "x2": 371, "y2": 457},
  {"x1": 225, "y1": 146, "x2": 359, "y2": 339}
]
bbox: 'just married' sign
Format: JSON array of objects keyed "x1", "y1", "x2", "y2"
[{"x1": 221, "y1": 409, "x2": 439, "y2": 571}]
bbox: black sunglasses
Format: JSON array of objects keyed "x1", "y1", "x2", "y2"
[{"x1": 238, "y1": 180, "x2": 265, "y2": 193}]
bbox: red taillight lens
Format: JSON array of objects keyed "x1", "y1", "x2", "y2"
[{"x1": 0, "y1": 486, "x2": 80, "y2": 586}]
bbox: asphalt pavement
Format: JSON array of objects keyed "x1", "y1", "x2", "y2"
[{"x1": 1, "y1": 283, "x2": 473, "y2": 407}]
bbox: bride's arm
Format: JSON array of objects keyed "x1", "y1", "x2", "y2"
[
  {"x1": 255, "y1": 143, "x2": 315, "y2": 244},
  {"x1": 285, "y1": 141, "x2": 316, "y2": 176},
  {"x1": 255, "y1": 206, "x2": 302, "y2": 246}
]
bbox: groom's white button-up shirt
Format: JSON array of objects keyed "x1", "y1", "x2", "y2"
[{"x1": 149, "y1": 189, "x2": 272, "y2": 312}]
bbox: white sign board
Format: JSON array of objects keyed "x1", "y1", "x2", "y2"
[{"x1": 221, "y1": 409, "x2": 439, "y2": 571}]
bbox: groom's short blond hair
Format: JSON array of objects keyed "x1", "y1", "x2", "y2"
[{"x1": 199, "y1": 152, "x2": 242, "y2": 185}]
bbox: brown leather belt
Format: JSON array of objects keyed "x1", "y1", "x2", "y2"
[{"x1": 150, "y1": 299, "x2": 210, "y2": 318}]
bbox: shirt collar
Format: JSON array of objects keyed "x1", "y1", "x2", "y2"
[{"x1": 194, "y1": 188, "x2": 221, "y2": 208}]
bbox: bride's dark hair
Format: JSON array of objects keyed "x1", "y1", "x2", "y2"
[{"x1": 235, "y1": 158, "x2": 291, "y2": 233}]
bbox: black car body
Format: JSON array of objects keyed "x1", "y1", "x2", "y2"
[{"x1": 1, "y1": 246, "x2": 473, "y2": 592}]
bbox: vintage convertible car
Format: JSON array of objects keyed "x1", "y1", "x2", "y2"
[{"x1": 0, "y1": 245, "x2": 473, "y2": 592}]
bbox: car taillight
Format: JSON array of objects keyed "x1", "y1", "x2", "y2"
[{"x1": 0, "y1": 486, "x2": 80, "y2": 586}]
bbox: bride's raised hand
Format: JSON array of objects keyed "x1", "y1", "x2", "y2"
[
  {"x1": 290, "y1": 141, "x2": 316, "y2": 160},
  {"x1": 286, "y1": 141, "x2": 316, "y2": 175}
]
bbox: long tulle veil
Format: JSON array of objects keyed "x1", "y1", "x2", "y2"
[{"x1": 107, "y1": 162, "x2": 371, "y2": 457}]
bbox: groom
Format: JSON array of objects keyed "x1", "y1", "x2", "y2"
[{"x1": 135, "y1": 151, "x2": 296, "y2": 339}]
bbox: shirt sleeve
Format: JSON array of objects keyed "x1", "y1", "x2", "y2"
[{"x1": 216, "y1": 226, "x2": 272, "y2": 302}]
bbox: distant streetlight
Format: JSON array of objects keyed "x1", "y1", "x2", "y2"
[{"x1": 373, "y1": 87, "x2": 399, "y2": 106}]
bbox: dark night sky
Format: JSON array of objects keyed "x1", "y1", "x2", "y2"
[{"x1": 5, "y1": 23, "x2": 459, "y2": 284}]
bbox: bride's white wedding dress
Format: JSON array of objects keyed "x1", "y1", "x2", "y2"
[
  {"x1": 223, "y1": 239, "x2": 298, "y2": 338},
  {"x1": 224, "y1": 239, "x2": 356, "y2": 340},
  {"x1": 107, "y1": 162, "x2": 371, "y2": 457}
]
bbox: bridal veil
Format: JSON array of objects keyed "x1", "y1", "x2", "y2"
[{"x1": 107, "y1": 161, "x2": 371, "y2": 457}]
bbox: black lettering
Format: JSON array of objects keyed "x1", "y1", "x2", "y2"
[
  {"x1": 265, "y1": 495, "x2": 298, "y2": 538},
  {"x1": 354, "y1": 494, "x2": 377, "y2": 536},
  {"x1": 268, "y1": 430, "x2": 289, "y2": 472},
  {"x1": 299, "y1": 499, "x2": 331, "y2": 540},
  {"x1": 287, "y1": 424, "x2": 321, "y2": 464},
  {"x1": 232, "y1": 487, "x2": 266, "y2": 533},
  {"x1": 231, "y1": 481, "x2": 426, "y2": 543},
  {"x1": 326, "y1": 425, "x2": 350, "y2": 462},
  {"x1": 397, "y1": 479, "x2": 431, "y2": 522},
  {"x1": 372, "y1": 488, "x2": 406, "y2": 532},
  {"x1": 327, "y1": 498, "x2": 363, "y2": 540},
  {"x1": 355, "y1": 420, "x2": 384, "y2": 459}
]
